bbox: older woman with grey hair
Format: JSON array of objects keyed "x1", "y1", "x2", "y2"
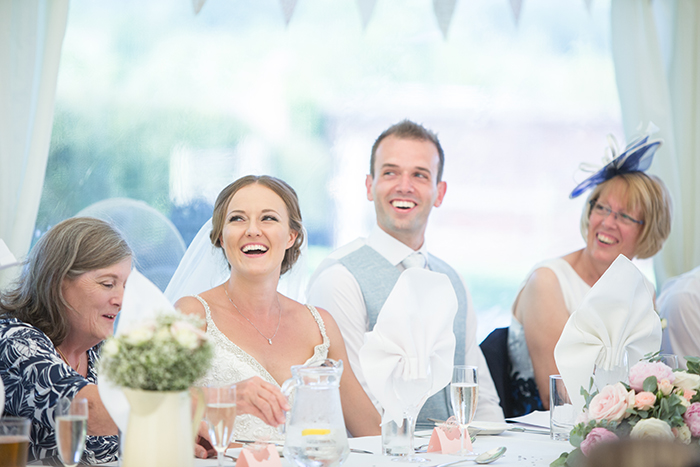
[{"x1": 0, "y1": 217, "x2": 132, "y2": 463}]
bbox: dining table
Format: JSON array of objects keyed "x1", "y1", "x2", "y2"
[{"x1": 182, "y1": 426, "x2": 571, "y2": 467}]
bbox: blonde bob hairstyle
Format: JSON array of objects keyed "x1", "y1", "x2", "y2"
[
  {"x1": 580, "y1": 172, "x2": 672, "y2": 259},
  {"x1": 210, "y1": 175, "x2": 304, "y2": 276}
]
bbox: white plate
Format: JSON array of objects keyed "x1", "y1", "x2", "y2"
[{"x1": 469, "y1": 421, "x2": 511, "y2": 435}]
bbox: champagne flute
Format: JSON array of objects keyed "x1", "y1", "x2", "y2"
[
  {"x1": 55, "y1": 397, "x2": 88, "y2": 467},
  {"x1": 451, "y1": 365, "x2": 478, "y2": 457},
  {"x1": 203, "y1": 384, "x2": 237, "y2": 467}
]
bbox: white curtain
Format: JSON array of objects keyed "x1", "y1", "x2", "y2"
[
  {"x1": 0, "y1": 0, "x2": 69, "y2": 287},
  {"x1": 611, "y1": 0, "x2": 700, "y2": 287}
]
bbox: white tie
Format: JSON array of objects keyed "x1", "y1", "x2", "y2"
[{"x1": 401, "y1": 252, "x2": 426, "y2": 270}]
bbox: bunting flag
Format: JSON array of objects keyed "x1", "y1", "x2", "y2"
[
  {"x1": 279, "y1": 0, "x2": 298, "y2": 26},
  {"x1": 356, "y1": 0, "x2": 378, "y2": 30},
  {"x1": 584, "y1": 0, "x2": 593, "y2": 12},
  {"x1": 192, "y1": 0, "x2": 206, "y2": 14},
  {"x1": 432, "y1": 0, "x2": 457, "y2": 40},
  {"x1": 509, "y1": 0, "x2": 523, "y2": 25}
]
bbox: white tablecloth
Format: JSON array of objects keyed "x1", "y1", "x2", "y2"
[{"x1": 183, "y1": 431, "x2": 570, "y2": 467}]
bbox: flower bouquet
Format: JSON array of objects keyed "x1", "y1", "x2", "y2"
[
  {"x1": 100, "y1": 311, "x2": 213, "y2": 391},
  {"x1": 551, "y1": 356, "x2": 700, "y2": 467},
  {"x1": 100, "y1": 311, "x2": 214, "y2": 467}
]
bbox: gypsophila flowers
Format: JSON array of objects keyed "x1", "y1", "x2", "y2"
[{"x1": 100, "y1": 311, "x2": 213, "y2": 391}]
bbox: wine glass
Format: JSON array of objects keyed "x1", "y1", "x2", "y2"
[
  {"x1": 451, "y1": 365, "x2": 478, "y2": 457},
  {"x1": 203, "y1": 384, "x2": 237, "y2": 467},
  {"x1": 593, "y1": 349, "x2": 629, "y2": 392},
  {"x1": 55, "y1": 397, "x2": 88, "y2": 467}
]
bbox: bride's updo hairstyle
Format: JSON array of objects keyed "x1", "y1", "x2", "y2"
[{"x1": 210, "y1": 175, "x2": 304, "y2": 276}]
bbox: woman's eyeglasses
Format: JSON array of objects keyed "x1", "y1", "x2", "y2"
[{"x1": 589, "y1": 201, "x2": 644, "y2": 226}]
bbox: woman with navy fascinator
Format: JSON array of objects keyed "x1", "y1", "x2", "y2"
[{"x1": 507, "y1": 127, "x2": 673, "y2": 415}]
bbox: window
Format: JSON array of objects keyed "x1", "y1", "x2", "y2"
[{"x1": 39, "y1": 0, "x2": 624, "y2": 339}]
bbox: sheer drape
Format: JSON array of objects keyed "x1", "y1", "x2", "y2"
[
  {"x1": 611, "y1": 0, "x2": 700, "y2": 287},
  {"x1": 0, "y1": 0, "x2": 68, "y2": 287}
]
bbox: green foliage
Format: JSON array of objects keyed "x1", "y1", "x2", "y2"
[
  {"x1": 687, "y1": 357, "x2": 700, "y2": 375},
  {"x1": 643, "y1": 376, "x2": 658, "y2": 393}
]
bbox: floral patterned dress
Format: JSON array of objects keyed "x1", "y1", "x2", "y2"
[{"x1": 0, "y1": 317, "x2": 118, "y2": 464}]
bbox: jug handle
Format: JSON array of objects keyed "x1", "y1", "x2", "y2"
[
  {"x1": 280, "y1": 377, "x2": 296, "y2": 399},
  {"x1": 277, "y1": 377, "x2": 296, "y2": 436},
  {"x1": 190, "y1": 387, "x2": 206, "y2": 441}
]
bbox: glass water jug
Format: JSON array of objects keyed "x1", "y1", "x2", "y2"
[{"x1": 282, "y1": 358, "x2": 350, "y2": 467}]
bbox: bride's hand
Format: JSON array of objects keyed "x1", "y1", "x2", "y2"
[{"x1": 236, "y1": 376, "x2": 290, "y2": 427}]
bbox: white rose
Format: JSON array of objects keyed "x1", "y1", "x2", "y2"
[
  {"x1": 674, "y1": 423, "x2": 692, "y2": 444},
  {"x1": 125, "y1": 324, "x2": 155, "y2": 345},
  {"x1": 171, "y1": 321, "x2": 199, "y2": 350},
  {"x1": 630, "y1": 418, "x2": 675, "y2": 441},
  {"x1": 102, "y1": 339, "x2": 119, "y2": 357},
  {"x1": 673, "y1": 371, "x2": 700, "y2": 392}
]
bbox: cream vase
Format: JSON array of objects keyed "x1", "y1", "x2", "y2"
[{"x1": 121, "y1": 388, "x2": 203, "y2": 467}]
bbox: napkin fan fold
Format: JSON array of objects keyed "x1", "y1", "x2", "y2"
[
  {"x1": 359, "y1": 268, "x2": 457, "y2": 425},
  {"x1": 554, "y1": 255, "x2": 661, "y2": 412}
]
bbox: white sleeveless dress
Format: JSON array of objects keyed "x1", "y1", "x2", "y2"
[{"x1": 193, "y1": 295, "x2": 330, "y2": 442}]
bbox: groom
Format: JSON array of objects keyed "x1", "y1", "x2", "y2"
[{"x1": 307, "y1": 120, "x2": 504, "y2": 425}]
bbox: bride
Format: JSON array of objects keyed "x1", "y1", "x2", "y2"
[{"x1": 175, "y1": 175, "x2": 380, "y2": 452}]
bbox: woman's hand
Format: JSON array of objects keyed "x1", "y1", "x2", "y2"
[
  {"x1": 236, "y1": 376, "x2": 289, "y2": 427},
  {"x1": 194, "y1": 421, "x2": 216, "y2": 459}
]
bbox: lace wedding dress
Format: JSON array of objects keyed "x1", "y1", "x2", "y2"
[{"x1": 193, "y1": 295, "x2": 329, "y2": 441}]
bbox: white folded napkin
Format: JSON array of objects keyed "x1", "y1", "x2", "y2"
[
  {"x1": 553, "y1": 254, "x2": 661, "y2": 412},
  {"x1": 98, "y1": 269, "x2": 178, "y2": 432},
  {"x1": 358, "y1": 268, "x2": 457, "y2": 425},
  {"x1": 0, "y1": 239, "x2": 19, "y2": 271}
]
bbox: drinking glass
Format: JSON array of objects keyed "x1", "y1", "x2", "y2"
[
  {"x1": 203, "y1": 384, "x2": 237, "y2": 467},
  {"x1": 55, "y1": 397, "x2": 88, "y2": 467},
  {"x1": 451, "y1": 365, "x2": 478, "y2": 457},
  {"x1": 656, "y1": 354, "x2": 680, "y2": 369},
  {"x1": 383, "y1": 372, "x2": 432, "y2": 463},
  {"x1": 549, "y1": 375, "x2": 575, "y2": 441},
  {"x1": 593, "y1": 349, "x2": 629, "y2": 392},
  {"x1": 0, "y1": 417, "x2": 30, "y2": 467}
]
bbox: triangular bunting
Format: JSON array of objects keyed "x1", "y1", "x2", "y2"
[
  {"x1": 279, "y1": 0, "x2": 298, "y2": 26},
  {"x1": 432, "y1": 0, "x2": 457, "y2": 40},
  {"x1": 356, "y1": 0, "x2": 378, "y2": 30},
  {"x1": 584, "y1": 0, "x2": 593, "y2": 13},
  {"x1": 509, "y1": 0, "x2": 523, "y2": 25},
  {"x1": 192, "y1": 0, "x2": 206, "y2": 15}
]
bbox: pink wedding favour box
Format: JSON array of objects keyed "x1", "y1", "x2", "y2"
[
  {"x1": 236, "y1": 444, "x2": 282, "y2": 467},
  {"x1": 427, "y1": 424, "x2": 470, "y2": 454}
]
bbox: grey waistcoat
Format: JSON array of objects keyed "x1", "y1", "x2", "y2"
[{"x1": 338, "y1": 244, "x2": 467, "y2": 427}]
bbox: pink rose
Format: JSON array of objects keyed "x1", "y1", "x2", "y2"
[
  {"x1": 580, "y1": 427, "x2": 619, "y2": 457},
  {"x1": 634, "y1": 391, "x2": 656, "y2": 411},
  {"x1": 628, "y1": 361, "x2": 675, "y2": 392},
  {"x1": 684, "y1": 389, "x2": 697, "y2": 401},
  {"x1": 588, "y1": 383, "x2": 635, "y2": 422},
  {"x1": 683, "y1": 402, "x2": 700, "y2": 437}
]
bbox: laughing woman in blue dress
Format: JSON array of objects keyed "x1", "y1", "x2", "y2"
[{"x1": 0, "y1": 217, "x2": 132, "y2": 464}]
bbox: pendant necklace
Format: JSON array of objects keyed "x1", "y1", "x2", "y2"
[
  {"x1": 56, "y1": 347, "x2": 82, "y2": 372},
  {"x1": 225, "y1": 287, "x2": 281, "y2": 345}
]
